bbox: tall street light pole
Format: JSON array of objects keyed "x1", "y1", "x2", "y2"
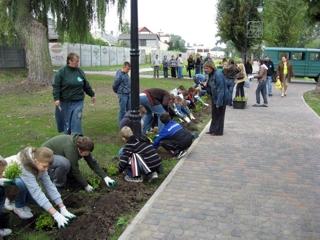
[{"x1": 129, "y1": 0, "x2": 141, "y2": 136}]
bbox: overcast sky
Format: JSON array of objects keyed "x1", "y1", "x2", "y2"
[{"x1": 104, "y1": 0, "x2": 219, "y2": 47}]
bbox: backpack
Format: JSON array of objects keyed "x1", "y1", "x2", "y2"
[{"x1": 112, "y1": 81, "x2": 119, "y2": 93}]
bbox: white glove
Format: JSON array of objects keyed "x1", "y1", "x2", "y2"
[
  {"x1": 53, "y1": 211, "x2": 69, "y2": 228},
  {"x1": 60, "y1": 206, "x2": 76, "y2": 219},
  {"x1": 0, "y1": 178, "x2": 13, "y2": 186},
  {"x1": 84, "y1": 184, "x2": 94, "y2": 192},
  {"x1": 104, "y1": 176, "x2": 116, "y2": 188}
]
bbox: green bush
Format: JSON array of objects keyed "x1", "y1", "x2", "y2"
[
  {"x1": 3, "y1": 162, "x2": 22, "y2": 179},
  {"x1": 87, "y1": 175, "x2": 101, "y2": 189},
  {"x1": 35, "y1": 213, "x2": 55, "y2": 231}
]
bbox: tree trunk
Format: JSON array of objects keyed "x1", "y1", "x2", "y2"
[{"x1": 14, "y1": 1, "x2": 52, "y2": 86}]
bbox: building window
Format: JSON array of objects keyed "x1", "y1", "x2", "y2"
[{"x1": 140, "y1": 39, "x2": 146, "y2": 46}]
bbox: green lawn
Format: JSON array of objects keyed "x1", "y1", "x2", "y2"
[{"x1": 304, "y1": 90, "x2": 320, "y2": 116}]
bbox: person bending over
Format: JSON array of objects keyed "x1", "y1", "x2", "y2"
[
  {"x1": 119, "y1": 127, "x2": 162, "y2": 183},
  {"x1": 153, "y1": 113, "x2": 194, "y2": 159},
  {"x1": 42, "y1": 135, "x2": 115, "y2": 192}
]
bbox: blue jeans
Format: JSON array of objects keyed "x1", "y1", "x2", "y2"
[
  {"x1": 14, "y1": 178, "x2": 33, "y2": 208},
  {"x1": 118, "y1": 93, "x2": 131, "y2": 123},
  {"x1": 55, "y1": 106, "x2": 64, "y2": 133},
  {"x1": 140, "y1": 95, "x2": 166, "y2": 133},
  {"x1": 177, "y1": 67, "x2": 183, "y2": 79},
  {"x1": 60, "y1": 100, "x2": 84, "y2": 135},
  {"x1": 256, "y1": 81, "x2": 268, "y2": 104},
  {"x1": 226, "y1": 78, "x2": 235, "y2": 105},
  {"x1": 49, "y1": 155, "x2": 71, "y2": 187},
  {"x1": 266, "y1": 76, "x2": 273, "y2": 95}
]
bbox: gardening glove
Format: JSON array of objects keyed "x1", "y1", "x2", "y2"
[
  {"x1": 84, "y1": 184, "x2": 94, "y2": 192},
  {"x1": 104, "y1": 176, "x2": 116, "y2": 188},
  {"x1": 0, "y1": 178, "x2": 14, "y2": 186},
  {"x1": 60, "y1": 206, "x2": 76, "y2": 220},
  {"x1": 53, "y1": 211, "x2": 69, "y2": 228}
]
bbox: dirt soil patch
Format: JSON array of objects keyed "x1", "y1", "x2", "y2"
[{"x1": 55, "y1": 177, "x2": 154, "y2": 240}]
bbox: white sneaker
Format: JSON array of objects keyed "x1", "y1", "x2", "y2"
[
  {"x1": 124, "y1": 175, "x2": 143, "y2": 183},
  {"x1": 183, "y1": 117, "x2": 191, "y2": 123},
  {"x1": 177, "y1": 150, "x2": 187, "y2": 159},
  {"x1": 13, "y1": 207, "x2": 34, "y2": 219},
  {"x1": 0, "y1": 228, "x2": 12, "y2": 237},
  {"x1": 4, "y1": 198, "x2": 14, "y2": 211},
  {"x1": 147, "y1": 172, "x2": 159, "y2": 182}
]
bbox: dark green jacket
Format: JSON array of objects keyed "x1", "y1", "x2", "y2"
[
  {"x1": 53, "y1": 65, "x2": 95, "y2": 101},
  {"x1": 42, "y1": 135, "x2": 107, "y2": 187}
]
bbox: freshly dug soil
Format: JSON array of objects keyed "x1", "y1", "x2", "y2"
[{"x1": 55, "y1": 177, "x2": 154, "y2": 240}]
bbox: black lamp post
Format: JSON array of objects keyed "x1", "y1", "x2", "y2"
[{"x1": 129, "y1": 0, "x2": 141, "y2": 136}]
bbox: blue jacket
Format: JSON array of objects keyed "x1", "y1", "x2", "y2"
[
  {"x1": 113, "y1": 70, "x2": 131, "y2": 94},
  {"x1": 207, "y1": 70, "x2": 228, "y2": 107},
  {"x1": 153, "y1": 120, "x2": 183, "y2": 148}
]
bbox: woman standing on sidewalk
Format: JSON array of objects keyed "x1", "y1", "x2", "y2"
[
  {"x1": 277, "y1": 55, "x2": 293, "y2": 97},
  {"x1": 204, "y1": 62, "x2": 228, "y2": 136}
]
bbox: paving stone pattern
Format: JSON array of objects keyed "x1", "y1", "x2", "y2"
[{"x1": 120, "y1": 82, "x2": 320, "y2": 240}]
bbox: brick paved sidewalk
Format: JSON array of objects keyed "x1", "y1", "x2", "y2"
[{"x1": 119, "y1": 82, "x2": 320, "y2": 240}]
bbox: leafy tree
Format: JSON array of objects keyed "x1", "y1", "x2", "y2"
[
  {"x1": 0, "y1": 0, "x2": 126, "y2": 85},
  {"x1": 304, "y1": 0, "x2": 320, "y2": 22},
  {"x1": 263, "y1": 0, "x2": 309, "y2": 47},
  {"x1": 217, "y1": 0, "x2": 262, "y2": 62},
  {"x1": 167, "y1": 35, "x2": 186, "y2": 52},
  {"x1": 120, "y1": 21, "x2": 130, "y2": 34}
]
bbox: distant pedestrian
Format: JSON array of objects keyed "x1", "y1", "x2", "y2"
[
  {"x1": 169, "y1": 55, "x2": 177, "y2": 78},
  {"x1": 265, "y1": 57, "x2": 275, "y2": 96},
  {"x1": 204, "y1": 61, "x2": 228, "y2": 136},
  {"x1": 245, "y1": 59, "x2": 253, "y2": 75},
  {"x1": 152, "y1": 54, "x2": 161, "y2": 79},
  {"x1": 253, "y1": 59, "x2": 268, "y2": 107},
  {"x1": 53, "y1": 52, "x2": 96, "y2": 135},
  {"x1": 187, "y1": 55, "x2": 195, "y2": 78},
  {"x1": 177, "y1": 54, "x2": 184, "y2": 79},
  {"x1": 204, "y1": 52, "x2": 212, "y2": 63},
  {"x1": 277, "y1": 55, "x2": 293, "y2": 97},
  {"x1": 223, "y1": 59, "x2": 240, "y2": 106},
  {"x1": 235, "y1": 63, "x2": 247, "y2": 98},
  {"x1": 195, "y1": 55, "x2": 201, "y2": 74},
  {"x1": 113, "y1": 61, "x2": 131, "y2": 123},
  {"x1": 200, "y1": 56, "x2": 204, "y2": 74},
  {"x1": 162, "y1": 55, "x2": 169, "y2": 78}
]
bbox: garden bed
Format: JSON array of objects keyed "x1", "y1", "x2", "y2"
[{"x1": 1, "y1": 71, "x2": 211, "y2": 240}]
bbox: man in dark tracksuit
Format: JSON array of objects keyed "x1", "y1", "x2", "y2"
[{"x1": 153, "y1": 113, "x2": 194, "y2": 159}]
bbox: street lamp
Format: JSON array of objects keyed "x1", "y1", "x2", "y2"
[
  {"x1": 129, "y1": 0, "x2": 141, "y2": 136},
  {"x1": 257, "y1": 4, "x2": 263, "y2": 14}
]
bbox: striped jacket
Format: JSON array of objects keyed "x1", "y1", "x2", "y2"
[{"x1": 119, "y1": 136, "x2": 161, "y2": 173}]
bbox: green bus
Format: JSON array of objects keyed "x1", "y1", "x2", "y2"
[{"x1": 263, "y1": 47, "x2": 320, "y2": 82}]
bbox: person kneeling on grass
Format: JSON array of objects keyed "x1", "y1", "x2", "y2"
[
  {"x1": 119, "y1": 126, "x2": 162, "y2": 183},
  {"x1": 4, "y1": 148, "x2": 75, "y2": 228},
  {"x1": 153, "y1": 113, "x2": 194, "y2": 159},
  {"x1": 42, "y1": 134, "x2": 116, "y2": 192}
]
